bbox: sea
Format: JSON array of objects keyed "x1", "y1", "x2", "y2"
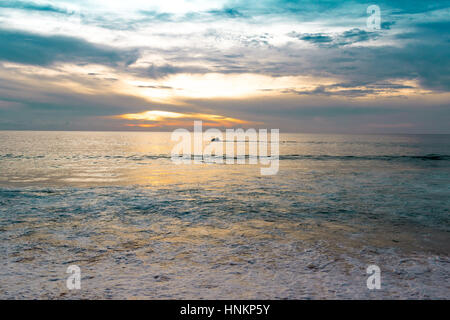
[{"x1": 0, "y1": 131, "x2": 449, "y2": 299}]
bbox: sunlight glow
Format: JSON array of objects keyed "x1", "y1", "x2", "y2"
[{"x1": 115, "y1": 110, "x2": 252, "y2": 128}]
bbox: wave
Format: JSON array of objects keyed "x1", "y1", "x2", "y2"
[
  {"x1": 278, "y1": 154, "x2": 450, "y2": 161},
  {"x1": 1, "y1": 153, "x2": 449, "y2": 161},
  {"x1": 156, "y1": 154, "x2": 450, "y2": 161}
]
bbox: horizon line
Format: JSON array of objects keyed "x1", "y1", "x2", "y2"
[{"x1": 0, "y1": 129, "x2": 449, "y2": 135}]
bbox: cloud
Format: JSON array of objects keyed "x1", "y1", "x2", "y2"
[
  {"x1": 288, "y1": 28, "x2": 380, "y2": 47},
  {"x1": 0, "y1": 29, "x2": 139, "y2": 67},
  {"x1": 278, "y1": 81, "x2": 416, "y2": 97},
  {"x1": 381, "y1": 21, "x2": 396, "y2": 30},
  {"x1": 337, "y1": 28, "x2": 379, "y2": 45},
  {"x1": 221, "y1": 0, "x2": 450, "y2": 18},
  {"x1": 207, "y1": 8, "x2": 245, "y2": 18},
  {"x1": 385, "y1": 1, "x2": 450, "y2": 15},
  {"x1": 0, "y1": 0, "x2": 449, "y2": 132},
  {"x1": 0, "y1": 0, "x2": 73, "y2": 15},
  {"x1": 137, "y1": 85, "x2": 173, "y2": 89},
  {"x1": 139, "y1": 10, "x2": 174, "y2": 22},
  {"x1": 143, "y1": 64, "x2": 210, "y2": 79},
  {"x1": 181, "y1": 94, "x2": 450, "y2": 133},
  {"x1": 285, "y1": 86, "x2": 377, "y2": 98},
  {"x1": 288, "y1": 32, "x2": 333, "y2": 44}
]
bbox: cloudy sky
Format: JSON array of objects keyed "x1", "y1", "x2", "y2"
[{"x1": 0, "y1": 0, "x2": 449, "y2": 133}]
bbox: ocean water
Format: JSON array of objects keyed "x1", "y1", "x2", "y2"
[{"x1": 0, "y1": 131, "x2": 449, "y2": 299}]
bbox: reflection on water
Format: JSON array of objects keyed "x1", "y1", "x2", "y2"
[{"x1": 0, "y1": 132, "x2": 449, "y2": 299}]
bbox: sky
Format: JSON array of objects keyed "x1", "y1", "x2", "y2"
[{"x1": 0, "y1": 0, "x2": 449, "y2": 133}]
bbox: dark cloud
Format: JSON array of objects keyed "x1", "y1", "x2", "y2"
[
  {"x1": 301, "y1": 44, "x2": 450, "y2": 91},
  {"x1": 221, "y1": 0, "x2": 450, "y2": 18},
  {"x1": 0, "y1": 29, "x2": 139, "y2": 67},
  {"x1": 0, "y1": 0, "x2": 73, "y2": 15},
  {"x1": 285, "y1": 86, "x2": 377, "y2": 98},
  {"x1": 218, "y1": 0, "x2": 345, "y2": 18},
  {"x1": 337, "y1": 28, "x2": 379, "y2": 45},
  {"x1": 332, "y1": 81, "x2": 414, "y2": 90},
  {"x1": 386, "y1": 1, "x2": 450, "y2": 15},
  {"x1": 207, "y1": 8, "x2": 245, "y2": 18},
  {"x1": 283, "y1": 81, "x2": 413, "y2": 97},
  {"x1": 289, "y1": 32, "x2": 333, "y2": 44},
  {"x1": 381, "y1": 21, "x2": 396, "y2": 30},
  {"x1": 288, "y1": 28, "x2": 380, "y2": 47}
]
